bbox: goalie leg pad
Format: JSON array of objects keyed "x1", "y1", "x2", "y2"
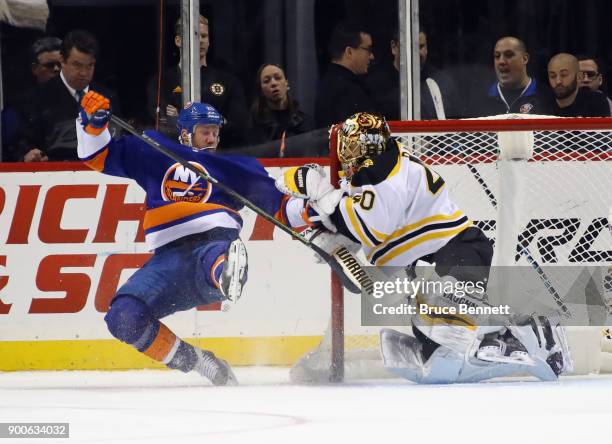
[
  {"x1": 380, "y1": 328, "x2": 463, "y2": 383},
  {"x1": 507, "y1": 315, "x2": 574, "y2": 380}
]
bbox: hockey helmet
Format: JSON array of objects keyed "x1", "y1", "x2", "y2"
[
  {"x1": 337, "y1": 112, "x2": 391, "y2": 178},
  {"x1": 177, "y1": 102, "x2": 224, "y2": 150}
]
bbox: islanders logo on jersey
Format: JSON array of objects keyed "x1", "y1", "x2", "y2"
[{"x1": 161, "y1": 162, "x2": 212, "y2": 203}]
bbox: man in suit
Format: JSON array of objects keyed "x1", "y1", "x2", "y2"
[
  {"x1": 314, "y1": 21, "x2": 377, "y2": 128},
  {"x1": 19, "y1": 29, "x2": 119, "y2": 162}
]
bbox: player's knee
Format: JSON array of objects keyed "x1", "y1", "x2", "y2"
[{"x1": 104, "y1": 295, "x2": 152, "y2": 344}]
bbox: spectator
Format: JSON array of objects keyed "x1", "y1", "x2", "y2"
[
  {"x1": 1, "y1": 37, "x2": 63, "y2": 161},
  {"x1": 471, "y1": 36, "x2": 548, "y2": 116},
  {"x1": 366, "y1": 27, "x2": 457, "y2": 120},
  {"x1": 17, "y1": 30, "x2": 119, "y2": 162},
  {"x1": 148, "y1": 15, "x2": 249, "y2": 148},
  {"x1": 30, "y1": 36, "x2": 62, "y2": 85},
  {"x1": 577, "y1": 55, "x2": 612, "y2": 115},
  {"x1": 546, "y1": 53, "x2": 610, "y2": 117},
  {"x1": 248, "y1": 63, "x2": 314, "y2": 151},
  {"x1": 314, "y1": 21, "x2": 377, "y2": 128}
]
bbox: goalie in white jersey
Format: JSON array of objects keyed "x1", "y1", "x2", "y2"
[{"x1": 276, "y1": 112, "x2": 572, "y2": 383}]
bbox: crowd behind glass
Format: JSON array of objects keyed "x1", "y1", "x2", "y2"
[{"x1": 1, "y1": 1, "x2": 611, "y2": 163}]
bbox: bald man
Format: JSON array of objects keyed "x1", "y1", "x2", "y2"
[
  {"x1": 547, "y1": 53, "x2": 610, "y2": 117},
  {"x1": 472, "y1": 36, "x2": 548, "y2": 116}
]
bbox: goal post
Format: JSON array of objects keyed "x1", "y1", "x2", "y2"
[{"x1": 292, "y1": 115, "x2": 612, "y2": 382}]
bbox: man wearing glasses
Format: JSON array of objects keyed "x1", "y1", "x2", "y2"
[
  {"x1": 315, "y1": 21, "x2": 377, "y2": 128},
  {"x1": 18, "y1": 30, "x2": 119, "y2": 162},
  {"x1": 577, "y1": 55, "x2": 612, "y2": 115},
  {"x1": 30, "y1": 37, "x2": 62, "y2": 84}
]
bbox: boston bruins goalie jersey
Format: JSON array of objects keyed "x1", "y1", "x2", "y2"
[{"x1": 330, "y1": 139, "x2": 472, "y2": 266}]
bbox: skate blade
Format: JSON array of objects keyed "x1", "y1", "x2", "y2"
[
  {"x1": 227, "y1": 241, "x2": 247, "y2": 299},
  {"x1": 477, "y1": 350, "x2": 535, "y2": 366}
]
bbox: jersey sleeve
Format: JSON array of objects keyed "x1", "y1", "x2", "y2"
[{"x1": 76, "y1": 120, "x2": 147, "y2": 179}]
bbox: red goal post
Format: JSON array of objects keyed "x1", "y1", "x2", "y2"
[{"x1": 294, "y1": 115, "x2": 612, "y2": 383}]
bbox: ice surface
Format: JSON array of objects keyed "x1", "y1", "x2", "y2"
[{"x1": 1, "y1": 368, "x2": 611, "y2": 444}]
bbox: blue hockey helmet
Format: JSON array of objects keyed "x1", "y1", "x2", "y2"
[{"x1": 177, "y1": 102, "x2": 225, "y2": 149}]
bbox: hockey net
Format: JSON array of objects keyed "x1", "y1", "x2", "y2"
[{"x1": 290, "y1": 115, "x2": 612, "y2": 383}]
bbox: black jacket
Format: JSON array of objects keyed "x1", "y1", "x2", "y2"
[
  {"x1": 249, "y1": 104, "x2": 314, "y2": 145},
  {"x1": 544, "y1": 87, "x2": 611, "y2": 117},
  {"x1": 148, "y1": 64, "x2": 250, "y2": 148},
  {"x1": 18, "y1": 76, "x2": 118, "y2": 161},
  {"x1": 315, "y1": 63, "x2": 377, "y2": 128}
]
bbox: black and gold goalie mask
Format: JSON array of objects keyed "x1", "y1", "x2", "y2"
[{"x1": 337, "y1": 112, "x2": 391, "y2": 179}]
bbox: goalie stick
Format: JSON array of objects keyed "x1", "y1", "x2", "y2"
[
  {"x1": 466, "y1": 162, "x2": 572, "y2": 318},
  {"x1": 108, "y1": 115, "x2": 370, "y2": 295}
]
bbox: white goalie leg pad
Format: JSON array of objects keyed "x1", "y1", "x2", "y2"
[
  {"x1": 380, "y1": 328, "x2": 463, "y2": 383},
  {"x1": 507, "y1": 315, "x2": 574, "y2": 381},
  {"x1": 381, "y1": 328, "x2": 533, "y2": 383},
  {"x1": 411, "y1": 271, "x2": 504, "y2": 356}
]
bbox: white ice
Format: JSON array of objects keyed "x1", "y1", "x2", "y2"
[{"x1": 1, "y1": 368, "x2": 612, "y2": 444}]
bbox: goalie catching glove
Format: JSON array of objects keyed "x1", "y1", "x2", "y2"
[
  {"x1": 275, "y1": 164, "x2": 344, "y2": 224},
  {"x1": 79, "y1": 91, "x2": 111, "y2": 136}
]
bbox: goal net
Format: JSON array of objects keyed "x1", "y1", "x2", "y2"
[{"x1": 291, "y1": 115, "x2": 612, "y2": 383}]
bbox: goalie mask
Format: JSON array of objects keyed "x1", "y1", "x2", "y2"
[
  {"x1": 337, "y1": 112, "x2": 391, "y2": 179},
  {"x1": 177, "y1": 102, "x2": 225, "y2": 151}
]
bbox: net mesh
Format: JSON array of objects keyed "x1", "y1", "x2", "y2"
[{"x1": 291, "y1": 116, "x2": 612, "y2": 382}]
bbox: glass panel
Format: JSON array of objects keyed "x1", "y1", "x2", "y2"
[{"x1": 419, "y1": 0, "x2": 612, "y2": 119}]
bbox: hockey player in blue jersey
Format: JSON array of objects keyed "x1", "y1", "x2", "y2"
[{"x1": 76, "y1": 92, "x2": 309, "y2": 385}]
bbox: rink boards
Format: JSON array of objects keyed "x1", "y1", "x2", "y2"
[{"x1": 0, "y1": 160, "x2": 610, "y2": 370}]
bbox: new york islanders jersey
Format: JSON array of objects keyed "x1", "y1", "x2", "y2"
[
  {"x1": 76, "y1": 124, "x2": 286, "y2": 250},
  {"x1": 332, "y1": 140, "x2": 472, "y2": 266}
]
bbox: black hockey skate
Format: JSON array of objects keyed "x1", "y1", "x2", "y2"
[
  {"x1": 477, "y1": 330, "x2": 535, "y2": 366},
  {"x1": 195, "y1": 349, "x2": 238, "y2": 386}
]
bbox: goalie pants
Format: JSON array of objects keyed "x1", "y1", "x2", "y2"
[{"x1": 412, "y1": 226, "x2": 494, "y2": 360}]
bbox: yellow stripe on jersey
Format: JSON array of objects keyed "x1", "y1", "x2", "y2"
[
  {"x1": 416, "y1": 296, "x2": 476, "y2": 329},
  {"x1": 374, "y1": 223, "x2": 471, "y2": 266},
  {"x1": 386, "y1": 151, "x2": 403, "y2": 181},
  {"x1": 345, "y1": 197, "x2": 375, "y2": 248},
  {"x1": 367, "y1": 210, "x2": 466, "y2": 261}
]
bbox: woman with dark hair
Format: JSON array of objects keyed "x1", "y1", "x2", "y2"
[{"x1": 249, "y1": 64, "x2": 314, "y2": 150}]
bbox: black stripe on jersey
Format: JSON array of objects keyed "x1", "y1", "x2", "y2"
[
  {"x1": 355, "y1": 211, "x2": 382, "y2": 246},
  {"x1": 371, "y1": 216, "x2": 469, "y2": 263},
  {"x1": 330, "y1": 204, "x2": 360, "y2": 244},
  {"x1": 350, "y1": 139, "x2": 400, "y2": 187}
]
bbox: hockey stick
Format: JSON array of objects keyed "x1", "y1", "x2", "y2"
[
  {"x1": 466, "y1": 162, "x2": 571, "y2": 318},
  {"x1": 108, "y1": 115, "x2": 371, "y2": 295}
]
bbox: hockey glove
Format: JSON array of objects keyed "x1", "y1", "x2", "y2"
[
  {"x1": 79, "y1": 91, "x2": 111, "y2": 136},
  {"x1": 275, "y1": 164, "x2": 344, "y2": 218}
]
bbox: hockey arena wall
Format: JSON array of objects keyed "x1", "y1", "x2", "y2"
[{"x1": 0, "y1": 159, "x2": 606, "y2": 370}]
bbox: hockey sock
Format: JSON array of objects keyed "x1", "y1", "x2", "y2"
[{"x1": 140, "y1": 322, "x2": 198, "y2": 373}]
